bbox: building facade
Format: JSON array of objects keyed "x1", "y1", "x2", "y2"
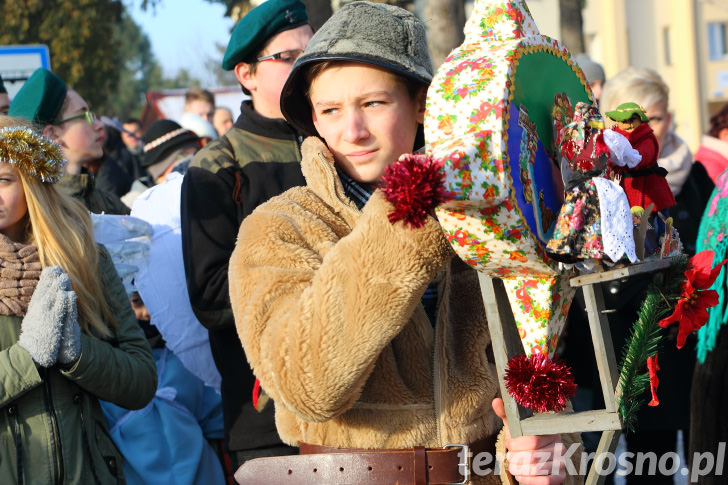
[{"x1": 527, "y1": 0, "x2": 728, "y2": 151}]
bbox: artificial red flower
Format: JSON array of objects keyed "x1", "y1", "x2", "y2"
[
  {"x1": 646, "y1": 354, "x2": 659, "y2": 407},
  {"x1": 658, "y1": 250, "x2": 727, "y2": 349}
]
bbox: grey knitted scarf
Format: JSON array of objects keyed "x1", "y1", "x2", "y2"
[{"x1": 0, "y1": 233, "x2": 41, "y2": 316}]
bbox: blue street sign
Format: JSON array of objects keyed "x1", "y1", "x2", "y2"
[{"x1": 0, "y1": 44, "x2": 51, "y2": 99}]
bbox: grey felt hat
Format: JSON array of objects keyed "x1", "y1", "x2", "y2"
[{"x1": 280, "y1": 1, "x2": 433, "y2": 137}]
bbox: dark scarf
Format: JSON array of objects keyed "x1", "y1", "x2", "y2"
[{"x1": 0, "y1": 233, "x2": 41, "y2": 316}]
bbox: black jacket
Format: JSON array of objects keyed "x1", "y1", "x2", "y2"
[{"x1": 181, "y1": 101, "x2": 305, "y2": 452}]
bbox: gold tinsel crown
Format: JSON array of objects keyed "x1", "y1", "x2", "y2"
[{"x1": 0, "y1": 126, "x2": 66, "y2": 183}]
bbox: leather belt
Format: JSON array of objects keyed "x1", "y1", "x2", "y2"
[{"x1": 233, "y1": 434, "x2": 497, "y2": 484}]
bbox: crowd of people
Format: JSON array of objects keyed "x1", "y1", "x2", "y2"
[{"x1": 0, "y1": 0, "x2": 726, "y2": 483}]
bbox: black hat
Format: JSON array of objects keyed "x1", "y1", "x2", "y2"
[{"x1": 141, "y1": 120, "x2": 200, "y2": 177}]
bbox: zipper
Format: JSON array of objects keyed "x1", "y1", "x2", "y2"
[
  {"x1": 42, "y1": 369, "x2": 63, "y2": 485},
  {"x1": 8, "y1": 403, "x2": 23, "y2": 485},
  {"x1": 78, "y1": 395, "x2": 101, "y2": 485},
  {"x1": 433, "y1": 268, "x2": 450, "y2": 447},
  {"x1": 433, "y1": 323, "x2": 444, "y2": 446}
]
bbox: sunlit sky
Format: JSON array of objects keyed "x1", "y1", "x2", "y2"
[{"x1": 128, "y1": 0, "x2": 235, "y2": 86}]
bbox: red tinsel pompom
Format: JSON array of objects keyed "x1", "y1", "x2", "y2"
[
  {"x1": 504, "y1": 353, "x2": 577, "y2": 413},
  {"x1": 380, "y1": 153, "x2": 452, "y2": 229}
]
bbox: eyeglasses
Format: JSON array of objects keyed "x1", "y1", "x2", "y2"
[
  {"x1": 256, "y1": 49, "x2": 304, "y2": 64},
  {"x1": 54, "y1": 111, "x2": 97, "y2": 126}
]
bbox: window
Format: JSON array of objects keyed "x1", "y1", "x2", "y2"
[{"x1": 708, "y1": 22, "x2": 728, "y2": 61}]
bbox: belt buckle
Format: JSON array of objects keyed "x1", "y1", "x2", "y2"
[{"x1": 443, "y1": 443, "x2": 469, "y2": 484}]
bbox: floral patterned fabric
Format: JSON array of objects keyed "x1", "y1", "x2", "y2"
[
  {"x1": 426, "y1": 0, "x2": 592, "y2": 357},
  {"x1": 546, "y1": 178, "x2": 602, "y2": 262}
]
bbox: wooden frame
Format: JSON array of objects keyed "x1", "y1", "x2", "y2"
[{"x1": 478, "y1": 259, "x2": 672, "y2": 484}]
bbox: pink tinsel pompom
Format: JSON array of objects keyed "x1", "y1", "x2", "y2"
[
  {"x1": 380, "y1": 153, "x2": 452, "y2": 228},
  {"x1": 504, "y1": 353, "x2": 577, "y2": 413}
]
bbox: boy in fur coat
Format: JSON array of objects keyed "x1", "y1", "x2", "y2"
[{"x1": 228, "y1": 2, "x2": 583, "y2": 483}]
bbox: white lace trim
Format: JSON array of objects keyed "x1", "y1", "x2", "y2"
[{"x1": 593, "y1": 177, "x2": 638, "y2": 263}]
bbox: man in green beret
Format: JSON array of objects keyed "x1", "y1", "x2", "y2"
[{"x1": 179, "y1": 0, "x2": 313, "y2": 478}]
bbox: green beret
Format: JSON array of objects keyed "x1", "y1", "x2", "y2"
[
  {"x1": 221, "y1": 0, "x2": 308, "y2": 71},
  {"x1": 8, "y1": 68, "x2": 67, "y2": 126},
  {"x1": 605, "y1": 102, "x2": 649, "y2": 123}
]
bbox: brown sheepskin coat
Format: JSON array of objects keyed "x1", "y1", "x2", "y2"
[{"x1": 229, "y1": 137, "x2": 583, "y2": 483}]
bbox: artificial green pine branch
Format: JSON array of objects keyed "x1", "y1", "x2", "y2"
[{"x1": 616, "y1": 255, "x2": 688, "y2": 432}]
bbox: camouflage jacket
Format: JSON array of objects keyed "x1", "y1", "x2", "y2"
[
  {"x1": 56, "y1": 170, "x2": 130, "y2": 215},
  {"x1": 180, "y1": 100, "x2": 306, "y2": 451}
]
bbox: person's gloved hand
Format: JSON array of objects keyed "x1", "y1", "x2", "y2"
[
  {"x1": 58, "y1": 290, "x2": 81, "y2": 366},
  {"x1": 17, "y1": 267, "x2": 74, "y2": 367}
]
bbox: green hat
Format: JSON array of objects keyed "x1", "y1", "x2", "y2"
[
  {"x1": 605, "y1": 102, "x2": 649, "y2": 123},
  {"x1": 281, "y1": 1, "x2": 433, "y2": 137},
  {"x1": 8, "y1": 68, "x2": 68, "y2": 126},
  {"x1": 221, "y1": 0, "x2": 309, "y2": 71}
]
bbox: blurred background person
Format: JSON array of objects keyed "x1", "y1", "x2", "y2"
[
  {"x1": 122, "y1": 119, "x2": 202, "y2": 206},
  {"x1": 689, "y1": 108, "x2": 728, "y2": 480},
  {"x1": 212, "y1": 106, "x2": 234, "y2": 137},
  {"x1": 9, "y1": 67, "x2": 129, "y2": 214},
  {"x1": 574, "y1": 53, "x2": 605, "y2": 104},
  {"x1": 89, "y1": 117, "x2": 145, "y2": 198},
  {"x1": 121, "y1": 117, "x2": 144, "y2": 155},
  {"x1": 181, "y1": 86, "x2": 215, "y2": 123},
  {"x1": 101, "y1": 292, "x2": 225, "y2": 485},
  {"x1": 694, "y1": 103, "x2": 728, "y2": 186}
]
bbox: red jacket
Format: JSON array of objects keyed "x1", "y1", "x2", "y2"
[{"x1": 614, "y1": 124, "x2": 676, "y2": 211}]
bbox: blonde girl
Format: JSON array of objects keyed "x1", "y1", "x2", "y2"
[{"x1": 0, "y1": 115, "x2": 155, "y2": 484}]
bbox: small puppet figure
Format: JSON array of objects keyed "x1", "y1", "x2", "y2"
[
  {"x1": 546, "y1": 101, "x2": 637, "y2": 266},
  {"x1": 605, "y1": 102, "x2": 676, "y2": 212}
]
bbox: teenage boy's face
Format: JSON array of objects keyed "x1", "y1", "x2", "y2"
[{"x1": 310, "y1": 63, "x2": 425, "y2": 183}]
